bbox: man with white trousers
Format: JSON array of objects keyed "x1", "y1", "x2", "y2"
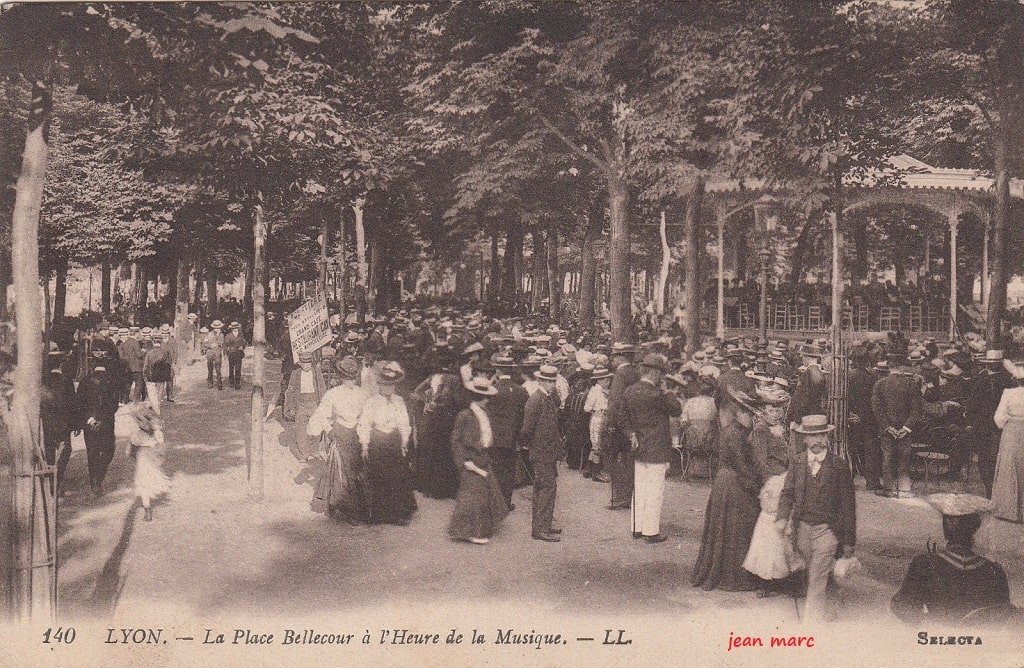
[{"x1": 617, "y1": 353, "x2": 682, "y2": 543}]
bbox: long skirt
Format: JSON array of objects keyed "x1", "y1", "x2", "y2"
[
  {"x1": 133, "y1": 445, "x2": 169, "y2": 507},
  {"x1": 313, "y1": 426, "x2": 369, "y2": 524},
  {"x1": 992, "y1": 419, "x2": 1024, "y2": 523},
  {"x1": 414, "y1": 408, "x2": 460, "y2": 499},
  {"x1": 691, "y1": 466, "x2": 760, "y2": 592},
  {"x1": 743, "y1": 473, "x2": 805, "y2": 580},
  {"x1": 449, "y1": 463, "x2": 508, "y2": 541},
  {"x1": 365, "y1": 429, "x2": 418, "y2": 525}
]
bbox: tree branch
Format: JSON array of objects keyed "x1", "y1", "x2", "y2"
[{"x1": 535, "y1": 112, "x2": 607, "y2": 174}]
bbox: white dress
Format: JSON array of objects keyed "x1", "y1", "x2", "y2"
[
  {"x1": 743, "y1": 474, "x2": 804, "y2": 580},
  {"x1": 993, "y1": 386, "x2": 1024, "y2": 522}
]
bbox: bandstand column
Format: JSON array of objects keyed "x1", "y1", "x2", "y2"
[{"x1": 948, "y1": 207, "x2": 959, "y2": 340}]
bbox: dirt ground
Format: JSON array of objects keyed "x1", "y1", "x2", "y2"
[{"x1": 50, "y1": 352, "x2": 1024, "y2": 665}]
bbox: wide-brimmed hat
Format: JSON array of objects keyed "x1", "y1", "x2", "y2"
[
  {"x1": 610, "y1": 342, "x2": 635, "y2": 355},
  {"x1": 378, "y1": 362, "x2": 405, "y2": 384},
  {"x1": 230, "y1": 321, "x2": 241, "y2": 328},
  {"x1": 464, "y1": 377, "x2": 498, "y2": 397},
  {"x1": 462, "y1": 342, "x2": 484, "y2": 356},
  {"x1": 334, "y1": 355, "x2": 360, "y2": 379},
  {"x1": 640, "y1": 353, "x2": 669, "y2": 372},
  {"x1": 343, "y1": 331, "x2": 361, "y2": 344},
  {"x1": 799, "y1": 343, "x2": 824, "y2": 358},
  {"x1": 665, "y1": 372, "x2": 687, "y2": 387},
  {"x1": 210, "y1": 320, "x2": 224, "y2": 330},
  {"x1": 982, "y1": 349, "x2": 1005, "y2": 363},
  {"x1": 534, "y1": 364, "x2": 559, "y2": 381},
  {"x1": 141, "y1": 326, "x2": 152, "y2": 335},
  {"x1": 726, "y1": 387, "x2": 762, "y2": 413},
  {"x1": 907, "y1": 350, "x2": 925, "y2": 362},
  {"x1": 159, "y1": 323, "x2": 171, "y2": 333},
  {"x1": 187, "y1": 313, "x2": 198, "y2": 321},
  {"x1": 924, "y1": 493, "x2": 994, "y2": 516},
  {"x1": 793, "y1": 414, "x2": 835, "y2": 435},
  {"x1": 492, "y1": 355, "x2": 518, "y2": 369},
  {"x1": 590, "y1": 365, "x2": 612, "y2": 380}
]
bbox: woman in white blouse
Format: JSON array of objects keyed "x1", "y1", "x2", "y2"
[
  {"x1": 357, "y1": 362, "x2": 417, "y2": 525},
  {"x1": 992, "y1": 363, "x2": 1024, "y2": 523}
]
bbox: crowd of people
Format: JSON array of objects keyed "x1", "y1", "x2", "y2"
[
  {"x1": 25, "y1": 297, "x2": 1021, "y2": 626},
  {"x1": 263, "y1": 304, "x2": 1021, "y2": 627}
]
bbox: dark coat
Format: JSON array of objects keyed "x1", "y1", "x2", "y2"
[
  {"x1": 488, "y1": 377, "x2": 528, "y2": 450},
  {"x1": 847, "y1": 367, "x2": 878, "y2": 427},
  {"x1": 76, "y1": 369, "x2": 120, "y2": 429},
  {"x1": 603, "y1": 362, "x2": 641, "y2": 454},
  {"x1": 283, "y1": 367, "x2": 327, "y2": 419},
  {"x1": 617, "y1": 379, "x2": 682, "y2": 464},
  {"x1": 870, "y1": 371, "x2": 924, "y2": 435},
  {"x1": 777, "y1": 450, "x2": 856, "y2": 551},
  {"x1": 451, "y1": 409, "x2": 488, "y2": 468},
  {"x1": 787, "y1": 364, "x2": 826, "y2": 424},
  {"x1": 519, "y1": 388, "x2": 562, "y2": 464}
]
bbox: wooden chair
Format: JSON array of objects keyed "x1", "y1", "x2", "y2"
[
  {"x1": 879, "y1": 307, "x2": 901, "y2": 331},
  {"x1": 855, "y1": 305, "x2": 869, "y2": 331},
  {"x1": 787, "y1": 305, "x2": 806, "y2": 331},
  {"x1": 908, "y1": 305, "x2": 923, "y2": 332},
  {"x1": 739, "y1": 303, "x2": 754, "y2": 329},
  {"x1": 773, "y1": 303, "x2": 788, "y2": 330},
  {"x1": 807, "y1": 305, "x2": 823, "y2": 330}
]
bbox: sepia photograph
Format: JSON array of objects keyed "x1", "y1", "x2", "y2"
[{"x1": 0, "y1": 0, "x2": 1021, "y2": 665}]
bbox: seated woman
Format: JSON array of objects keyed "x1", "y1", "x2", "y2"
[{"x1": 891, "y1": 493, "x2": 1018, "y2": 626}]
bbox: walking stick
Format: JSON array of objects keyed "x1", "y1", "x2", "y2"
[{"x1": 781, "y1": 522, "x2": 802, "y2": 621}]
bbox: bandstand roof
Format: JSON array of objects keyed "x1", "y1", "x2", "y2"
[{"x1": 706, "y1": 154, "x2": 1024, "y2": 199}]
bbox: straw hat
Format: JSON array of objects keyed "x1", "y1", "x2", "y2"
[
  {"x1": 378, "y1": 362, "x2": 405, "y2": 384},
  {"x1": 534, "y1": 364, "x2": 559, "y2": 382},
  {"x1": 464, "y1": 377, "x2": 498, "y2": 397},
  {"x1": 334, "y1": 355, "x2": 360, "y2": 379},
  {"x1": 924, "y1": 493, "x2": 994, "y2": 516},
  {"x1": 590, "y1": 366, "x2": 612, "y2": 381},
  {"x1": 793, "y1": 414, "x2": 835, "y2": 435}
]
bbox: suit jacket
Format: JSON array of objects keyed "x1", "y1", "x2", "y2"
[
  {"x1": 119, "y1": 337, "x2": 145, "y2": 373},
  {"x1": 617, "y1": 379, "x2": 682, "y2": 464},
  {"x1": 519, "y1": 388, "x2": 562, "y2": 464},
  {"x1": 787, "y1": 364, "x2": 826, "y2": 424},
  {"x1": 76, "y1": 370, "x2": 120, "y2": 428},
  {"x1": 489, "y1": 377, "x2": 528, "y2": 450},
  {"x1": 223, "y1": 332, "x2": 246, "y2": 355},
  {"x1": 283, "y1": 367, "x2": 326, "y2": 419},
  {"x1": 777, "y1": 451, "x2": 856, "y2": 552},
  {"x1": 847, "y1": 367, "x2": 877, "y2": 427},
  {"x1": 870, "y1": 371, "x2": 923, "y2": 435},
  {"x1": 603, "y1": 362, "x2": 641, "y2": 453}
]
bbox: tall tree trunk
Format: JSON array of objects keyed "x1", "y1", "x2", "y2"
[
  {"x1": 173, "y1": 259, "x2": 190, "y2": 367},
  {"x1": 243, "y1": 256, "x2": 253, "y2": 316},
  {"x1": 683, "y1": 179, "x2": 705, "y2": 353},
  {"x1": 42, "y1": 276, "x2": 51, "y2": 332},
  {"x1": 167, "y1": 257, "x2": 179, "y2": 310},
  {"x1": 53, "y1": 255, "x2": 67, "y2": 320},
  {"x1": 530, "y1": 229, "x2": 546, "y2": 312},
  {"x1": 205, "y1": 275, "x2": 217, "y2": 313},
  {"x1": 488, "y1": 232, "x2": 501, "y2": 302},
  {"x1": 249, "y1": 196, "x2": 267, "y2": 501},
  {"x1": 101, "y1": 258, "x2": 112, "y2": 315},
  {"x1": 579, "y1": 217, "x2": 599, "y2": 331},
  {"x1": 607, "y1": 174, "x2": 633, "y2": 342},
  {"x1": 318, "y1": 216, "x2": 328, "y2": 299},
  {"x1": 501, "y1": 226, "x2": 522, "y2": 307},
  {"x1": 368, "y1": 235, "x2": 381, "y2": 315},
  {"x1": 547, "y1": 222, "x2": 560, "y2": 321},
  {"x1": 191, "y1": 263, "x2": 203, "y2": 312},
  {"x1": 353, "y1": 197, "x2": 368, "y2": 323},
  {"x1": 986, "y1": 119, "x2": 1010, "y2": 345},
  {"x1": 337, "y1": 208, "x2": 348, "y2": 324},
  {"x1": 10, "y1": 65, "x2": 52, "y2": 620}
]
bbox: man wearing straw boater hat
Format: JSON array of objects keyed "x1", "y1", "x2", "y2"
[
  {"x1": 891, "y1": 493, "x2": 1017, "y2": 626},
  {"x1": 776, "y1": 414, "x2": 856, "y2": 624},
  {"x1": 488, "y1": 356, "x2": 529, "y2": 509},
  {"x1": 202, "y1": 320, "x2": 226, "y2": 390},
  {"x1": 617, "y1": 353, "x2": 682, "y2": 544},
  {"x1": 519, "y1": 364, "x2": 563, "y2": 542}
]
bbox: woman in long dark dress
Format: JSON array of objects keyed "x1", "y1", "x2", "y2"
[
  {"x1": 691, "y1": 388, "x2": 764, "y2": 592},
  {"x1": 412, "y1": 354, "x2": 462, "y2": 499},
  {"x1": 449, "y1": 377, "x2": 509, "y2": 544},
  {"x1": 357, "y1": 362, "x2": 417, "y2": 525}
]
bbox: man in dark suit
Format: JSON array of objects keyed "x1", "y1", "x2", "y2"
[
  {"x1": 871, "y1": 357, "x2": 924, "y2": 497},
  {"x1": 787, "y1": 343, "x2": 827, "y2": 428},
  {"x1": 776, "y1": 415, "x2": 856, "y2": 623},
  {"x1": 77, "y1": 348, "x2": 122, "y2": 497},
  {"x1": 519, "y1": 364, "x2": 563, "y2": 542},
  {"x1": 603, "y1": 344, "x2": 640, "y2": 507},
  {"x1": 618, "y1": 353, "x2": 682, "y2": 543},
  {"x1": 847, "y1": 349, "x2": 881, "y2": 490},
  {"x1": 488, "y1": 357, "x2": 528, "y2": 509}
]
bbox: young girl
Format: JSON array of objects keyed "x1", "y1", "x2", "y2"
[{"x1": 128, "y1": 399, "x2": 169, "y2": 521}]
